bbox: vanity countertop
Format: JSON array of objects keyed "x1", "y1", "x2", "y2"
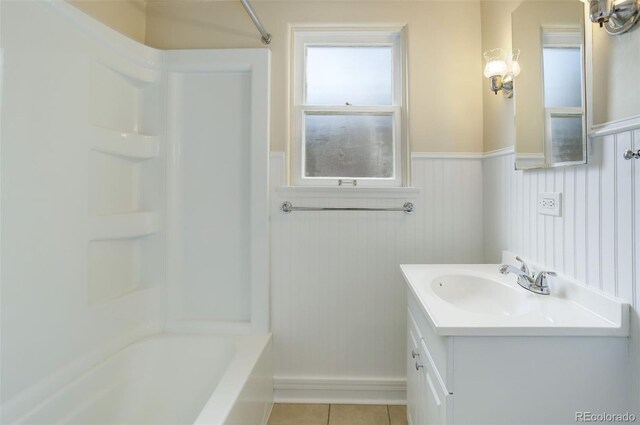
[{"x1": 401, "y1": 260, "x2": 629, "y2": 337}]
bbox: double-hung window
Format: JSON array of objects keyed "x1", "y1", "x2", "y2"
[{"x1": 292, "y1": 29, "x2": 406, "y2": 187}]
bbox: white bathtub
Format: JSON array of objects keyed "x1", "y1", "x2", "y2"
[{"x1": 15, "y1": 334, "x2": 273, "y2": 425}]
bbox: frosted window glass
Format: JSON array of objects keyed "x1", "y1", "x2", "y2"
[
  {"x1": 550, "y1": 116, "x2": 584, "y2": 163},
  {"x1": 304, "y1": 114, "x2": 394, "y2": 178},
  {"x1": 543, "y1": 48, "x2": 582, "y2": 108},
  {"x1": 306, "y1": 47, "x2": 393, "y2": 105}
]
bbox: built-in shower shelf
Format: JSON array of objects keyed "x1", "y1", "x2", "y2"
[
  {"x1": 91, "y1": 127, "x2": 159, "y2": 160},
  {"x1": 89, "y1": 211, "x2": 160, "y2": 240}
]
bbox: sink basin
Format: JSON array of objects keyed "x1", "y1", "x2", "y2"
[
  {"x1": 431, "y1": 274, "x2": 531, "y2": 316},
  {"x1": 400, "y1": 258, "x2": 629, "y2": 336}
]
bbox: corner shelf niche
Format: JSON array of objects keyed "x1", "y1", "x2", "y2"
[
  {"x1": 87, "y1": 59, "x2": 163, "y2": 305},
  {"x1": 87, "y1": 149, "x2": 161, "y2": 304}
]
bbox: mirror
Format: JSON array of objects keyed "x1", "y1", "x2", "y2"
[{"x1": 512, "y1": 2, "x2": 587, "y2": 170}]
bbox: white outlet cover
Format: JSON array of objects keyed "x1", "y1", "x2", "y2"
[{"x1": 538, "y1": 192, "x2": 562, "y2": 217}]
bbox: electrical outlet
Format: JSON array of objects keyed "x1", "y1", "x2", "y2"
[{"x1": 538, "y1": 192, "x2": 562, "y2": 217}]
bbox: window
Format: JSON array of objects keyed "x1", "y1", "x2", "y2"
[
  {"x1": 292, "y1": 29, "x2": 406, "y2": 187},
  {"x1": 541, "y1": 30, "x2": 585, "y2": 165}
]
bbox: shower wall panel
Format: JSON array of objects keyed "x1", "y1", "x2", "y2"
[
  {"x1": 1, "y1": 4, "x2": 270, "y2": 422},
  {"x1": 0, "y1": 2, "x2": 165, "y2": 422},
  {"x1": 164, "y1": 49, "x2": 270, "y2": 334}
]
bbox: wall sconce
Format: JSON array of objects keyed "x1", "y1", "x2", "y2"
[
  {"x1": 584, "y1": 0, "x2": 640, "y2": 34},
  {"x1": 483, "y1": 48, "x2": 520, "y2": 98}
]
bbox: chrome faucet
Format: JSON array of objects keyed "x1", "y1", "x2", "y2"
[{"x1": 499, "y1": 256, "x2": 556, "y2": 295}]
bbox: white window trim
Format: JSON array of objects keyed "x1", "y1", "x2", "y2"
[{"x1": 291, "y1": 27, "x2": 407, "y2": 187}]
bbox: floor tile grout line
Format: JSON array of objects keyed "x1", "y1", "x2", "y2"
[
  {"x1": 386, "y1": 405, "x2": 391, "y2": 425},
  {"x1": 327, "y1": 404, "x2": 331, "y2": 425}
]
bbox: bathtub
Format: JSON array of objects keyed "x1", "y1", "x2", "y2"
[{"x1": 15, "y1": 334, "x2": 273, "y2": 425}]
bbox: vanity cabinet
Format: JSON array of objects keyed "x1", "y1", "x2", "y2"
[{"x1": 407, "y1": 292, "x2": 631, "y2": 425}]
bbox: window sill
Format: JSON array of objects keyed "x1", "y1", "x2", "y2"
[{"x1": 275, "y1": 186, "x2": 421, "y2": 199}]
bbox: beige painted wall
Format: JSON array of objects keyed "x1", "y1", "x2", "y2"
[
  {"x1": 591, "y1": 22, "x2": 640, "y2": 125},
  {"x1": 68, "y1": 0, "x2": 146, "y2": 44},
  {"x1": 63, "y1": 0, "x2": 640, "y2": 150},
  {"x1": 481, "y1": 1, "x2": 519, "y2": 152},
  {"x1": 145, "y1": 1, "x2": 484, "y2": 153}
]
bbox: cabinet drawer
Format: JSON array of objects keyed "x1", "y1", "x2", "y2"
[{"x1": 408, "y1": 294, "x2": 453, "y2": 393}]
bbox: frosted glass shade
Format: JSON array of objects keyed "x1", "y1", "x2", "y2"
[
  {"x1": 511, "y1": 61, "x2": 521, "y2": 77},
  {"x1": 511, "y1": 49, "x2": 521, "y2": 76},
  {"x1": 483, "y1": 48, "x2": 507, "y2": 78},
  {"x1": 484, "y1": 60, "x2": 508, "y2": 78}
]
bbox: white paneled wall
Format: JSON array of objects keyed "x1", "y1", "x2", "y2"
[
  {"x1": 269, "y1": 153, "x2": 484, "y2": 403},
  {"x1": 483, "y1": 127, "x2": 640, "y2": 412}
]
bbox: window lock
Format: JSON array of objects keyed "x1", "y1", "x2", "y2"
[{"x1": 338, "y1": 179, "x2": 357, "y2": 187}]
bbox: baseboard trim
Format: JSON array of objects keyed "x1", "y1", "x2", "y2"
[
  {"x1": 262, "y1": 402, "x2": 274, "y2": 425},
  {"x1": 273, "y1": 377, "x2": 406, "y2": 405}
]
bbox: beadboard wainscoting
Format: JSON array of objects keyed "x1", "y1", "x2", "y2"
[
  {"x1": 269, "y1": 153, "x2": 484, "y2": 403},
  {"x1": 482, "y1": 124, "x2": 640, "y2": 412}
]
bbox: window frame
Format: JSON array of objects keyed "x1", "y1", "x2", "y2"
[{"x1": 291, "y1": 28, "x2": 407, "y2": 187}]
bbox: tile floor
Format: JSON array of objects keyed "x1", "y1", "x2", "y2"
[{"x1": 267, "y1": 403, "x2": 407, "y2": 425}]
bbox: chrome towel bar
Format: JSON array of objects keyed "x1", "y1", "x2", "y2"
[{"x1": 280, "y1": 201, "x2": 414, "y2": 214}]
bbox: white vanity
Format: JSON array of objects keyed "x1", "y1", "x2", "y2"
[{"x1": 402, "y1": 254, "x2": 631, "y2": 425}]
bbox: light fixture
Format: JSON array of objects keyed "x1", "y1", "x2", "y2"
[
  {"x1": 483, "y1": 48, "x2": 520, "y2": 98},
  {"x1": 583, "y1": 0, "x2": 640, "y2": 35}
]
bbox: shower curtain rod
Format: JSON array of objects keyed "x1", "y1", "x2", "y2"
[{"x1": 240, "y1": 0, "x2": 272, "y2": 44}]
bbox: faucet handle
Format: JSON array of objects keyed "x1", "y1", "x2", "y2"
[
  {"x1": 515, "y1": 256, "x2": 531, "y2": 277},
  {"x1": 534, "y1": 271, "x2": 557, "y2": 289}
]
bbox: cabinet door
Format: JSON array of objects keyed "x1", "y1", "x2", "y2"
[
  {"x1": 419, "y1": 340, "x2": 451, "y2": 425},
  {"x1": 421, "y1": 364, "x2": 446, "y2": 425},
  {"x1": 407, "y1": 317, "x2": 422, "y2": 425}
]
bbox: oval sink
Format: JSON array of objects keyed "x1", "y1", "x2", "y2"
[{"x1": 431, "y1": 275, "x2": 532, "y2": 316}]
